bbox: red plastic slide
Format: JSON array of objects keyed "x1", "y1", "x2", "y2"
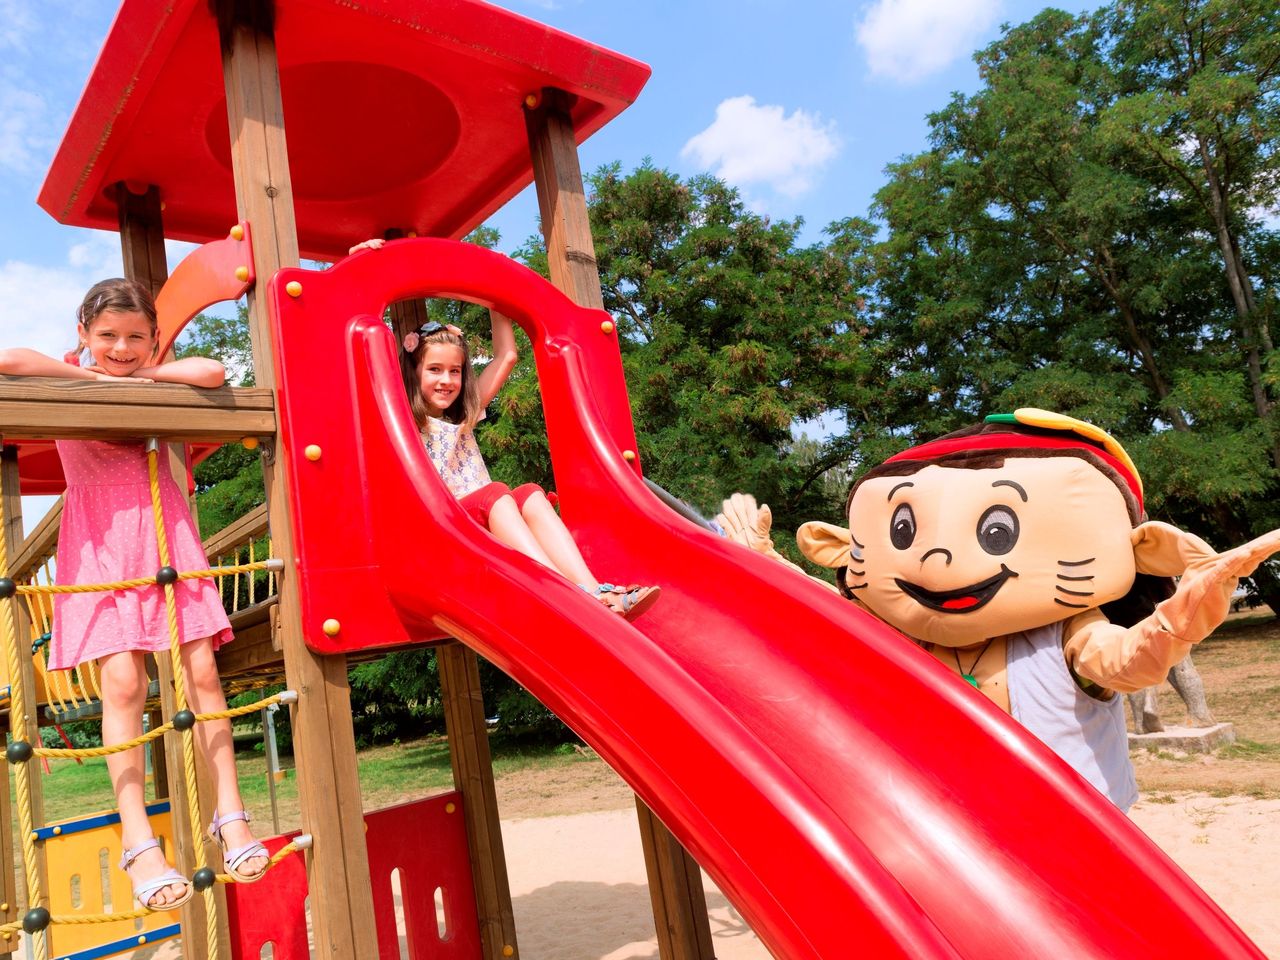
[{"x1": 268, "y1": 239, "x2": 1266, "y2": 959}]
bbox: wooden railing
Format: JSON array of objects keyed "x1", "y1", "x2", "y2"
[{"x1": 0, "y1": 379, "x2": 275, "y2": 442}]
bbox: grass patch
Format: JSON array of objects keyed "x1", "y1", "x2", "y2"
[
  {"x1": 21, "y1": 734, "x2": 599, "y2": 834},
  {"x1": 1218, "y1": 739, "x2": 1280, "y2": 760}
]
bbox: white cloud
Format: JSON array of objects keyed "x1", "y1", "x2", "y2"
[
  {"x1": 856, "y1": 0, "x2": 1002, "y2": 84},
  {"x1": 1, "y1": 233, "x2": 123, "y2": 358},
  {"x1": 681, "y1": 96, "x2": 839, "y2": 198},
  {"x1": 0, "y1": 0, "x2": 37, "y2": 52},
  {"x1": 0, "y1": 85, "x2": 54, "y2": 175}
]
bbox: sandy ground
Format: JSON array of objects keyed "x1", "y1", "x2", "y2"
[
  {"x1": 505, "y1": 796, "x2": 1280, "y2": 960},
  {"x1": 64, "y1": 791, "x2": 1280, "y2": 958},
  {"x1": 1128, "y1": 794, "x2": 1280, "y2": 958}
]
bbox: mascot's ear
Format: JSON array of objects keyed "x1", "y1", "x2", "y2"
[
  {"x1": 1131, "y1": 521, "x2": 1216, "y2": 577},
  {"x1": 797, "y1": 521, "x2": 852, "y2": 569}
]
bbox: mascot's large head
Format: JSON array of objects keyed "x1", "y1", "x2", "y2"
[{"x1": 798, "y1": 409, "x2": 1158, "y2": 647}]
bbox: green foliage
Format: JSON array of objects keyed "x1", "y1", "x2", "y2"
[
  {"x1": 871, "y1": 0, "x2": 1280, "y2": 604},
  {"x1": 176, "y1": 303, "x2": 255, "y2": 386},
  {"x1": 511, "y1": 163, "x2": 876, "y2": 541}
]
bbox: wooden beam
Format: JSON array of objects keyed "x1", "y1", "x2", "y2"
[
  {"x1": 636, "y1": 801, "x2": 717, "y2": 960},
  {"x1": 215, "y1": 2, "x2": 378, "y2": 955},
  {"x1": 0, "y1": 380, "x2": 274, "y2": 442},
  {"x1": 115, "y1": 183, "x2": 169, "y2": 299},
  {"x1": 200, "y1": 504, "x2": 269, "y2": 561},
  {"x1": 439, "y1": 642, "x2": 519, "y2": 959},
  {"x1": 526, "y1": 89, "x2": 606, "y2": 311},
  {"x1": 526, "y1": 86, "x2": 717, "y2": 960},
  {"x1": 8, "y1": 499, "x2": 61, "y2": 586}
]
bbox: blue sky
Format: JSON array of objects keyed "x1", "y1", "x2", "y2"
[{"x1": 1, "y1": 0, "x2": 1092, "y2": 521}]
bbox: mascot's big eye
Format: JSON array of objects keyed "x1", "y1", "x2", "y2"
[
  {"x1": 890, "y1": 504, "x2": 916, "y2": 550},
  {"x1": 977, "y1": 505, "x2": 1019, "y2": 555}
]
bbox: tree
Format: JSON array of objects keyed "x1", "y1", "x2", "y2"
[
  {"x1": 513, "y1": 163, "x2": 877, "y2": 543},
  {"x1": 176, "y1": 304, "x2": 266, "y2": 537},
  {"x1": 870, "y1": 2, "x2": 1280, "y2": 605}
]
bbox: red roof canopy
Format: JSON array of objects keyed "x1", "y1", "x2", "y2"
[{"x1": 39, "y1": 0, "x2": 650, "y2": 261}]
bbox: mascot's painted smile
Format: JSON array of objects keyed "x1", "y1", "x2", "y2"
[{"x1": 896, "y1": 564, "x2": 1018, "y2": 613}]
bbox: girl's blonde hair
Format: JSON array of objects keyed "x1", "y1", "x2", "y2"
[{"x1": 399, "y1": 325, "x2": 483, "y2": 431}]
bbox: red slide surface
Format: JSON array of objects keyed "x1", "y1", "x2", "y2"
[{"x1": 269, "y1": 240, "x2": 1265, "y2": 959}]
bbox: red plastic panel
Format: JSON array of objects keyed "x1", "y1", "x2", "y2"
[
  {"x1": 39, "y1": 0, "x2": 649, "y2": 260},
  {"x1": 225, "y1": 833, "x2": 309, "y2": 960},
  {"x1": 365, "y1": 796, "x2": 482, "y2": 959},
  {"x1": 226, "y1": 794, "x2": 480, "y2": 959},
  {"x1": 154, "y1": 221, "x2": 254, "y2": 357},
  {"x1": 263, "y1": 237, "x2": 1267, "y2": 959}
]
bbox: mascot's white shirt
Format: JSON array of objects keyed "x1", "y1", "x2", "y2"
[{"x1": 1007, "y1": 621, "x2": 1139, "y2": 811}]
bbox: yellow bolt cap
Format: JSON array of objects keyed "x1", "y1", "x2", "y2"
[
  {"x1": 622, "y1": 449, "x2": 636, "y2": 462},
  {"x1": 235, "y1": 266, "x2": 250, "y2": 282},
  {"x1": 322, "y1": 618, "x2": 341, "y2": 637},
  {"x1": 304, "y1": 445, "x2": 322, "y2": 461},
  {"x1": 406, "y1": 230, "x2": 418, "y2": 238},
  {"x1": 286, "y1": 280, "x2": 303, "y2": 297},
  {"x1": 52, "y1": 826, "x2": 61, "y2": 836},
  {"x1": 503, "y1": 946, "x2": 515, "y2": 957},
  {"x1": 600, "y1": 320, "x2": 615, "y2": 334},
  {"x1": 230, "y1": 224, "x2": 245, "y2": 241},
  {"x1": 445, "y1": 802, "x2": 456, "y2": 814},
  {"x1": 242, "y1": 436, "x2": 260, "y2": 450}
]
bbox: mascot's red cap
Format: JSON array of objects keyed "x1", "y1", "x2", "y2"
[{"x1": 885, "y1": 409, "x2": 1144, "y2": 514}]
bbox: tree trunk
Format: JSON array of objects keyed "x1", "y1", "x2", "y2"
[{"x1": 1196, "y1": 137, "x2": 1280, "y2": 467}]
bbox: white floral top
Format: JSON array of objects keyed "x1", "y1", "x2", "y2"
[{"x1": 422, "y1": 415, "x2": 490, "y2": 498}]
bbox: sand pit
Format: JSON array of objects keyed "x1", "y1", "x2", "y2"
[{"x1": 90, "y1": 792, "x2": 1280, "y2": 958}]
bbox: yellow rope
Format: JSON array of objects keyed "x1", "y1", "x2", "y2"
[
  {"x1": 1, "y1": 446, "x2": 293, "y2": 954},
  {"x1": 146, "y1": 447, "x2": 220, "y2": 960},
  {"x1": 0, "y1": 484, "x2": 49, "y2": 960},
  {"x1": 0, "y1": 841, "x2": 308, "y2": 937},
  {"x1": 33, "y1": 693, "x2": 292, "y2": 760},
  {"x1": 17, "y1": 561, "x2": 277, "y2": 596}
]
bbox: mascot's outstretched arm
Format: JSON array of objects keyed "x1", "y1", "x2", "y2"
[
  {"x1": 714, "y1": 493, "x2": 840, "y2": 593},
  {"x1": 1065, "y1": 525, "x2": 1280, "y2": 692}
]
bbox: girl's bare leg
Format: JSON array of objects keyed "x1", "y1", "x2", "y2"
[
  {"x1": 519, "y1": 490, "x2": 597, "y2": 586},
  {"x1": 179, "y1": 637, "x2": 268, "y2": 878},
  {"x1": 100, "y1": 651, "x2": 187, "y2": 905},
  {"x1": 486, "y1": 495, "x2": 561, "y2": 570}
]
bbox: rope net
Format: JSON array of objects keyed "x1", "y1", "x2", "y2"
[{"x1": 0, "y1": 442, "x2": 299, "y2": 955}]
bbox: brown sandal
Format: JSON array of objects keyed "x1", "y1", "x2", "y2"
[{"x1": 590, "y1": 583, "x2": 661, "y2": 621}]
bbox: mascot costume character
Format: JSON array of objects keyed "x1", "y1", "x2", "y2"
[{"x1": 719, "y1": 409, "x2": 1280, "y2": 810}]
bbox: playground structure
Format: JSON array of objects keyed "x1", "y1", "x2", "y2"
[{"x1": 0, "y1": 0, "x2": 1272, "y2": 958}]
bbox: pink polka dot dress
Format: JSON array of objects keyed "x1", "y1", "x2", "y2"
[{"x1": 50, "y1": 440, "x2": 233, "y2": 671}]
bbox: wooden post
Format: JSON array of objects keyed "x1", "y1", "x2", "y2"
[
  {"x1": 0, "y1": 448, "x2": 36, "y2": 956},
  {"x1": 117, "y1": 181, "x2": 231, "y2": 960},
  {"x1": 215, "y1": 2, "x2": 378, "y2": 956},
  {"x1": 438, "y1": 643, "x2": 519, "y2": 959},
  {"x1": 115, "y1": 183, "x2": 169, "y2": 299},
  {"x1": 525, "y1": 88, "x2": 716, "y2": 960}
]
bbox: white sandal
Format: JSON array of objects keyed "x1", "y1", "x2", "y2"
[
  {"x1": 208, "y1": 810, "x2": 269, "y2": 883},
  {"x1": 120, "y1": 838, "x2": 193, "y2": 911}
]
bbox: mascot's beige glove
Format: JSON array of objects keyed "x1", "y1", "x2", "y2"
[
  {"x1": 1067, "y1": 523, "x2": 1280, "y2": 691},
  {"x1": 716, "y1": 493, "x2": 780, "y2": 557},
  {"x1": 715, "y1": 493, "x2": 837, "y2": 590},
  {"x1": 1135, "y1": 523, "x2": 1280, "y2": 644}
]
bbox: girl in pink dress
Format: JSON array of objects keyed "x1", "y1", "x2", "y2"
[{"x1": 0, "y1": 279, "x2": 268, "y2": 910}]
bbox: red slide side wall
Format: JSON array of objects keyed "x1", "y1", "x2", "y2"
[{"x1": 268, "y1": 239, "x2": 1265, "y2": 959}]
